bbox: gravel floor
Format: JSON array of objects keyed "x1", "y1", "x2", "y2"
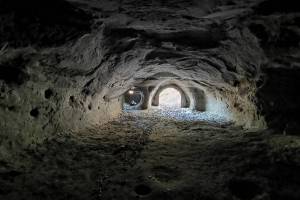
[{"x1": 125, "y1": 106, "x2": 232, "y2": 125}]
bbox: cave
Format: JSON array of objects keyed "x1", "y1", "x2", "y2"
[{"x1": 1, "y1": 0, "x2": 300, "y2": 200}]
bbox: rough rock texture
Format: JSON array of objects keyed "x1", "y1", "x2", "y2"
[
  {"x1": 248, "y1": 0, "x2": 300, "y2": 134},
  {"x1": 1, "y1": 111, "x2": 300, "y2": 200},
  {"x1": 1, "y1": 0, "x2": 300, "y2": 199},
  {"x1": 0, "y1": 0, "x2": 122, "y2": 160},
  {"x1": 0, "y1": 0, "x2": 299, "y2": 172},
  {"x1": 0, "y1": 0, "x2": 92, "y2": 47}
]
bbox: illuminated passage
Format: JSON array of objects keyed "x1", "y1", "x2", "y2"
[{"x1": 159, "y1": 88, "x2": 181, "y2": 108}]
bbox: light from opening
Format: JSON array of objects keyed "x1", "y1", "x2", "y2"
[
  {"x1": 159, "y1": 88, "x2": 181, "y2": 108},
  {"x1": 128, "y1": 90, "x2": 134, "y2": 95}
]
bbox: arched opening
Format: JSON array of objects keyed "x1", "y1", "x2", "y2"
[
  {"x1": 159, "y1": 87, "x2": 181, "y2": 108},
  {"x1": 123, "y1": 88, "x2": 144, "y2": 110},
  {"x1": 151, "y1": 83, "x2": 190, "y2": 109}
]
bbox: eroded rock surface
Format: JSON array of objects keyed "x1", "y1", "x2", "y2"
[
  {"x1": 0, "y1": 0, "x2": 300, "y2": 198},
  {"x1": 1, "y1": 112, "x2": 300, "y2": 200}
]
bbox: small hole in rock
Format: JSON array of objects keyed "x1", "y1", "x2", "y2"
[
  {"x1": 8, "y1": 106, "x2": 15, "y2": 111},
  {"x1": 88, "y1": 104, "x2": 92, "y2": 110},
  {"x1": 69, "y1": 96, "x2": 75, "y2": 103},
  {"x1": 228, "y1": 178, "x2": 262, "y2": 200},
  {"x1": 134, "y1": 184, "x2": 152, "y2": 196},
  {"x1": 233, "y1": 80, "x2": 240, "y2": 87},
  {"x1": 30, "y1": 108, "x2": 39, "y2": 118},
  {"x1": 44, "y1": 89, "x2": 53, "y2": 99}
]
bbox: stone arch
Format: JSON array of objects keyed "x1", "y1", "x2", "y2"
[{"x1": 151, "y1": 84, "x2": 190, "y2": 108}]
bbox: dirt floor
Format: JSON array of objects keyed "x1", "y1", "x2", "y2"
[{"x1": 1, "y1": 110, "x2": 300, "y2": 200}]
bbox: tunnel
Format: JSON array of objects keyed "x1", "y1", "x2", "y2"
[
  {"x1": 1, "y1": 0, "x2": 300, "y2": 199},
  {"x1": 152, "y1": 84, "x2": 189, "y2": 108},
  {"x1": 156, "y1": 87, "x2": 182, "y2": 108},
  {"x1": 123, "y1": 87, "x2": 144, "y2": 110}
]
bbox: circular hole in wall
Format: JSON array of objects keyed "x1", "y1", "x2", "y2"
[
  {"x1": 123, "y1": 88, "x2": 143, "y2": 110},
  {"x1": 228, "y1": 178, "x2": 262, "y2": 200},
  {"x1": 44, "y1": 89, "x2": 53, "y2": 99},
  {"x1": 134, "y1": 184, "x2": 152, "y2": 196},
  {"x1": 8, "y1": 106, "x2": 15, "y2": 111},
  {"x1": 30, "y1": 108, "x2": 39, "y2": 118}
]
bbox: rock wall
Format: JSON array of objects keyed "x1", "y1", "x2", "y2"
[
  {"x1": 0, "y1": 45, "x2": 122, "y2": 160},
  {"x1": 247, "y1": 0, "x2": 300, "y2": 134},
  {"x1": 0, "y1": 0, "x2": 123, "y2": 160}
]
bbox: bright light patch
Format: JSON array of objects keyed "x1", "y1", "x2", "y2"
[
  {"x1": 159, "y1": 88, "x2": 181, "y2": 108},
  {"x1": 128, "y1": 90, "x2": 134, "y2": 95}
]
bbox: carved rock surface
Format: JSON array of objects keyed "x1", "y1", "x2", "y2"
[{"x1": 0, "y1": 0, "x2": 299, "y2": 159}]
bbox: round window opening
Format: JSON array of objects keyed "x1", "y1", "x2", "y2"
[
  {"x1": 159, "y1": 88, "x2": 181, "y2": 108},
  {"x1": 124, "y1": 89, "x2": 143, "y2": 110}
]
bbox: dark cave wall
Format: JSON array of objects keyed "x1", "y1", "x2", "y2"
[
  {"x1": 257, "y1": 68, "x2": 300, "y2": 134},
  {"x1": 248, "y1": 0, "x2": 300, "y2": 134},
  {"x1": 0, "y1": 0, "x2": 92, "y2": 48}
]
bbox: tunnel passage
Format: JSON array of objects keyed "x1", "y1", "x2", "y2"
[
  {"x1": 123, "y1": 87, "x2": 144, "y2": 110},
  {"x1": 158, "y1": 88, "x2": 181, "y2": 108},
  {"x1": 3, "y1": 0, "x2": 298, "y2": 199},
  {"x1": 121, "y1": 79, "x2": 218, "y2": 115},
  {"x1": 152, "y1": 84, "x2": 190, "y2": 109}
]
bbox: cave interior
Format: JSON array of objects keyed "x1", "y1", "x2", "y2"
[{"x1": 0, "y1": 0, "x2": 300, "y2": 199}]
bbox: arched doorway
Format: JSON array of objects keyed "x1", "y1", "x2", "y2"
[
  {"x1": 159, "y1": 87, "x2": 181, "y2": 108},
  {"x1": 151, "y1": 84, "x2": 190, "y2": 108}
]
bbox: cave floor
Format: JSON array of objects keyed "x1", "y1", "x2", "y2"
[{"x1": 1, "y1": 111, "x2": 300, "y2": 200}]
